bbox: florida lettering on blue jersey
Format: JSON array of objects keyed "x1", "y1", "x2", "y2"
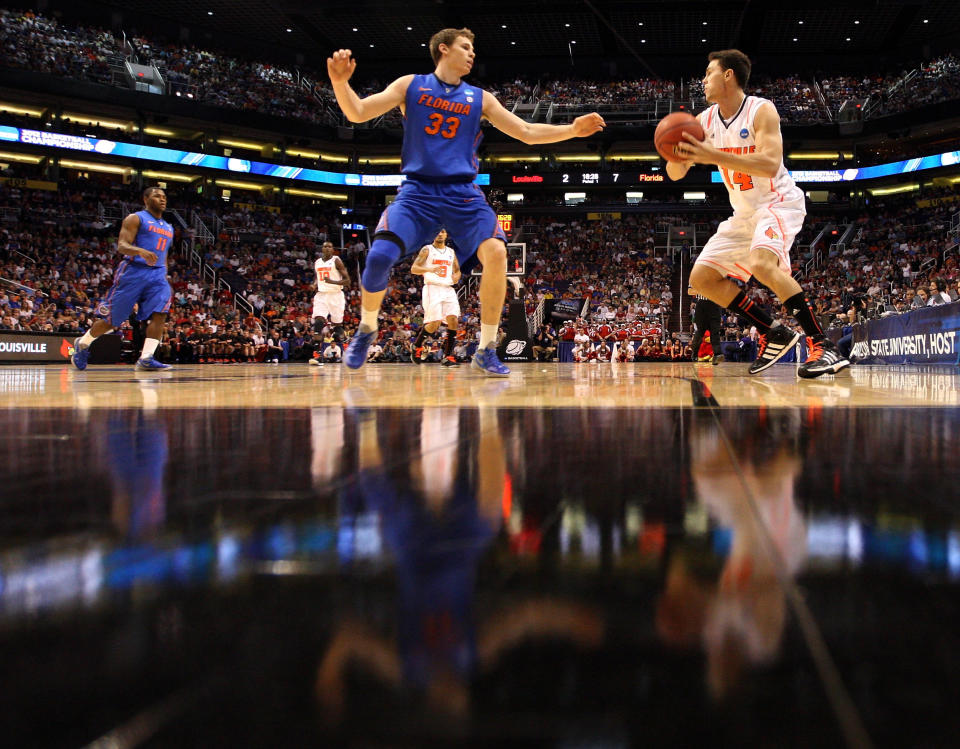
[
  {"x1": 401, "y1": 73, "x2": 484, "y2": 182},
  {"x1": 131, "y1": 210, "x2": 174, "y2": 268}
]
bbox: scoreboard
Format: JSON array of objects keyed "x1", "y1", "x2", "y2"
[{"x1": 496, "y1": 171, "x2": 666, "y2": 187}]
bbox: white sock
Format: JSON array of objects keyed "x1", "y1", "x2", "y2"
[
  {"x1": 140, "y1": 338, "x2": 160, "y2": 360},
  {"x1": 479, "y1": 324, "x2": 498, "y2": 349},
  {"x1": 359, "y1": 308, "x2": 379, "y2": 332},
  {"x1": 79, "y1": 330, "x2": 97, "y2": 348}
]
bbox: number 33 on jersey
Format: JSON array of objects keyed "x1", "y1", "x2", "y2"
[{"x1": 402, "y1": 73, "x2": 485, "y2": 182}]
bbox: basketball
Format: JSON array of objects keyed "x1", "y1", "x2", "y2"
[{"x1": 654, "y1": 112, "x2": 705, "y2": 163}]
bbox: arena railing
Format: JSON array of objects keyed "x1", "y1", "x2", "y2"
[{"x1": 190, "y1": 211, "x2": 216, "y2": 245}]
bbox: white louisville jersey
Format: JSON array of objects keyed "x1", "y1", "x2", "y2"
[
  {"x1": 698, "y1": 95, "x2": 803, "y2": 215},
  {"x1": 419, "y1": 408, "x2": 459, "y2": 503},
  {"x1": 422, "y1": 244, "x2": 456, "y2": 287},
  {"x1": 315, "y1": 256, "x2": 343, "y2": 292}
]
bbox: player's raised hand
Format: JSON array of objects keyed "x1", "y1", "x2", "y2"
[
  {"x1": 571, "y1": 112, "x2": 606, "y2": 137},
  {"x1": 327, "y1": 49, "x2": 357, "y2": 84}
]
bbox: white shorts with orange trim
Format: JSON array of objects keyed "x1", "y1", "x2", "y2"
[
  {"x1": 695, "y1": 193, "x2": 805, "y2": 281},
  {"x1": 422, "y1": 283, "x2": 460, "y2": 322},
  {"x1": 312, "y1": 290, "x2": 346, "y2": 323}
]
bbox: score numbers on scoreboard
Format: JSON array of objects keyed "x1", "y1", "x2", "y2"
[{"x1": 501, "y1": 171, "x2": 664, "y2": 186}]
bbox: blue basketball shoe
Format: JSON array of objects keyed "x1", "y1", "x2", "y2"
[
  {"x1": 71, "y1": 337, "x2": 90, "y2": 370},
  {"x1": 344, "y1": 329, "x2": 377, "y2": 370},
  {"x1": 136, "y1": 356, "x2": 172, "y2": 370},
  {"x1": 471, "y1": 344, "x2": 510, "y2": 377}
]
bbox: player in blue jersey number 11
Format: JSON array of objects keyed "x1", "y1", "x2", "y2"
[
  {"x1": 71, "y1": 186, "x2": 174, "y2": 372},
  {"x1": 328, "y1": 28, "x2": 604, "y2": 376}
]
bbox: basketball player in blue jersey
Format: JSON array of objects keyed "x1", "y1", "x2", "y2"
[
  {"x1": 327, "y1": 28, "x2": 605, "y2": 376},
  {"x1": 71, "y1": 186, "x2": 174, "y2": 371}
]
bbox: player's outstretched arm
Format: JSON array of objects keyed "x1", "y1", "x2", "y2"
[
  {"x1": 327, "y1": 49, "x2": 411, "y2": 123},
  {"x1": 482, "y1": 91, "x2": 605, "y2": 145}
]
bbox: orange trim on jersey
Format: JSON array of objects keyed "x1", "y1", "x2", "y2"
[
  {"x1": 706, "y1": 105, "x2": 716, "y2": 129},
  {"x1": 743, "y1": 96, "x2": 758, "y2": 124},
  {"x1": 767, "y1": 203, "x2": 787, "y2": 243},
  {"x1": 734, "y1": 262, "x2": 753, "y2": 276}
]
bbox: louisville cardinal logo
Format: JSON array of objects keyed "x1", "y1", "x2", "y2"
[
  {"x1": 765, "y1": 226, "x2": 780, "y2": 240},
  {"x1": 60, "y1": 339, "x2": 74, "y2": 358}
]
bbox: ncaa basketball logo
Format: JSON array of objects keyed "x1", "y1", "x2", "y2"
[
  {"x1": 506, "y1": 339, "x2": 527, "y2": 356},
  {"x1": 97, "y1": 303, "x2": 109, "y2": 316},
  {"x1": 739, "y1": 128, "x2": 749, "y2": 138}
]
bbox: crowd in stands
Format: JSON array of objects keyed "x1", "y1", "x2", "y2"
[
  {"x1": 3, "y1": 9, "x2": 959, "y2": 130},
  {"x1": 3, "y1": 176, "x2": 957, "y2": 366}
]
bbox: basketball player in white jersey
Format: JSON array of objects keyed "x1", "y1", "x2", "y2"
[
  {"x1": 669, "y1": 50, "x2": 849, "y2": 378},
  {"x1": 312, "y1": 241, "x2": 352, "y2": 344},
  {"x1": 409, "y1": 229, "x2": 462, "y2": 367}
]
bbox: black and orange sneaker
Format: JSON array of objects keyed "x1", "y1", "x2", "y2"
[
  {"x1": 798, "y1": 337, "x2": 850, "y2": 378},
  {"x1": 747, "y1": 325, "x2": 801, "y2": 374},
  {"x1": 412, "y1": 345, "x2": 425, "y2": 364},
  {"x1": 441, "y1": 355, "x2": 458, "y2": 367}
]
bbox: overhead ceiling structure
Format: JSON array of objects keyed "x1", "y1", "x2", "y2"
[{"x1": 46, "y1": 0, "x2": 960, "y2": 66}]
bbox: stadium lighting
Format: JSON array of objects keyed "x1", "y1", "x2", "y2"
[
  {"x1": 868, "y1": 184, "x2": 918, "y2": 196},
  {"x1": 216, "y1": 138, "x2": 266, "y2": 151},
  {"x1": 0, "y1": 151, "x2": 43, "y2": 163},
  {"x1": 0, "y1": 102, "x2": 44, "y2": 117},
  {"x1": 286, "y1": 188, "x2": 348, "y2": 200},
  {"x1": 60, "y1": 159, "x2": 130, "y2": 174},
  {"x1": 215, "y1": 179, "x2": 272, "y2": 191},
  {"x1": 141, "y1": 170, "x2": 200, "y2": 182}
]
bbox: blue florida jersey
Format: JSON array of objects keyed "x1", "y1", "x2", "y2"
[
  {"x1": 402, "y1": 73, "x2": 484, "y2": 182},
  {"x1": 131, "y1": 210, "x2": 174, "y2": 269}
]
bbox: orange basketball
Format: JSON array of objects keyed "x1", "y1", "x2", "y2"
[{"x1": 654, "y1": 111, "x2": 705, "y2": 163}]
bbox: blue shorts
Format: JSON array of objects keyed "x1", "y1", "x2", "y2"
[
  {"x1": 98, "y1": 261, "x2": 172, "y2": 327},
  {"x1": 374, "y1": 179, "x2": 507, "y2": 266}
]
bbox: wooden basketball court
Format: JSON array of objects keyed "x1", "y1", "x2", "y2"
[
  {"x1": 1, "y1": 360, "x2": 958, "y2": 747},
  {"x1": 3, "y1": 361, "x2": 957, "y2": 408}
]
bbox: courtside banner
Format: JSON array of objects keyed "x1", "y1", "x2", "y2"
[
  {"x1": 849, "y1": 302, "x2": 960, "y2": 364},
  {"x1": 0, "y1": 331, "x2": 74, "y2": 362}
]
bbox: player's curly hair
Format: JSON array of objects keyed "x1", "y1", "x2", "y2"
[
  {"x1": 708, "y1": 49, "x2": 751, "y2": 89},
  {"x1": 429, "y1": 28, "x2": 475, "y2": 66},
  {"x1": 142, "y1": 185, "x2": 164, "y2": 199}
]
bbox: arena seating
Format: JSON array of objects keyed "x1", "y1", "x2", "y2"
[{"x1": 2, "y1": 9, "x2": 958, "y2": 127}]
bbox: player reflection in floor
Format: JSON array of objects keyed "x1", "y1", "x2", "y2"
[
  {"x1": 316, "y1": 406, "x2": 604, "y2": 721},
  {"x1": 657, "y1": 409, "x2": 810, "y2": 699},
  {"x1": 104, "y1": 388, "x2": 168, "y2": 540}
]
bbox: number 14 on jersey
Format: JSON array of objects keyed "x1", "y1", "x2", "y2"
[{"x1": 720, "y1": 167, "x2": 754, "y2": 191}]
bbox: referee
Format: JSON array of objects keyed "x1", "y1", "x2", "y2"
[{"x1": 689, "y1": 287, "x2": 723, "y2": 365}]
